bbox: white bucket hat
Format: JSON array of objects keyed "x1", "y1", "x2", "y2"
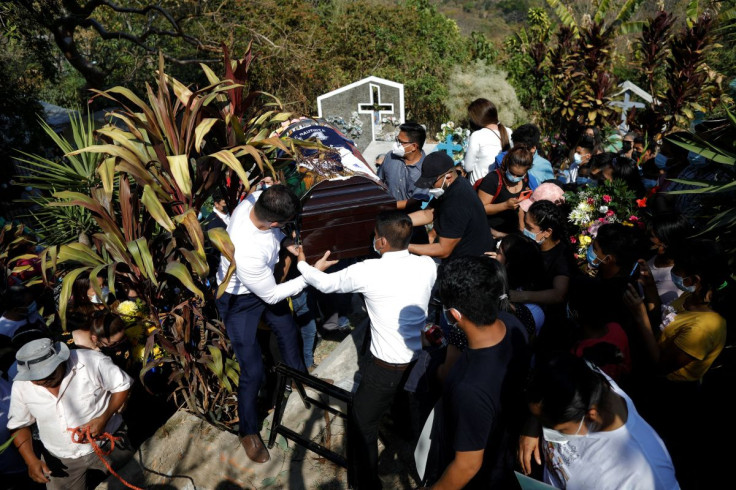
[{"x1": 14, "y1": 338, "x2": 70, "y2": 382}]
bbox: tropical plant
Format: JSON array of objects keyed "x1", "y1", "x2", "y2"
[
  {"x1": 665, "y1": 107, "x2": 736, "y2": 262},
  {"x1": 34, "y1": 47, "x2": 307, "y2": 431},
  {"x1": 16, "y1": 110, "x2": 102, "y2": 245}
]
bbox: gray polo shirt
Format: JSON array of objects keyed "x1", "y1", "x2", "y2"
[{"x1": 377, "y1": 150, "x2": 429, "y2": 201}]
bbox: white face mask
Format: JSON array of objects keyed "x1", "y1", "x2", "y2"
[
  {"x1": 542, "y1": 417, "x2": 587, "y2": 445},
  {"x1": 393, "y1": 141, "x2": 406, "y2": 158},
  {"x1": 90, "y1": 286, "x2": 110, "y2": 305},
  {"x1": 428, "y1": 174, "x2": 448, "y2": 198},
  {"x1": 373, "y1": 237, "x2": 382, "y2": 256},
  {"x1": 573, "y1": 153, "x2": 583, "y2": 164}
]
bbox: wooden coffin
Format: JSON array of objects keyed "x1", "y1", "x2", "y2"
[{"x1": 299, "y1": 176, "x2": 396, "y2": 261}]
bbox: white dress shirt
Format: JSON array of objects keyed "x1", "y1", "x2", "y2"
[
  {"x1": 7, "y1": 350, "x2": 133, "y2": 459},
  {"x1": 297, "y1": 250, "x2": 437, "y2": 364},
  {"x1": 216, "y1": 191, "x2": 306, "y2": 303}
]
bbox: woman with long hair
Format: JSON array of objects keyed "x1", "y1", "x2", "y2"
[{"x1": 462, "y1": 98, "x2": 513, "y2": 185}]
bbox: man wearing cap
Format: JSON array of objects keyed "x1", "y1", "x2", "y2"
[
  {"x1": 7, "y1": 338, "x2": 133, "y2": 489},
  {"x1": 408, "y1": 152, "x2": 493, "y2": 260}
]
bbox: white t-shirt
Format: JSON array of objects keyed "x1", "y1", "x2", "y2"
[
  {"x1": 647, "y1": 257, "x2": 682, "y2": 306},
  {"x1": 297, "y1": 250, "x2": 437, "y2": 364},
  {"x1": 216, "y1": 191, "x2": 306, "y2": 302},
  {"x1": 542, "y1": 376, "x2": 679, "y2": 490},
  {"x1": 7, "y1": 350, "x2": 133, "y2": 459},
  {"x1": 463, "y1": 127, "x2": 513, "y2": 185}
]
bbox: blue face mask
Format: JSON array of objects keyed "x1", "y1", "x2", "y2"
[
  {"x1": 671, "y1": 271, "x2": 696, "y2": 293},
  {"x1": 586, "y1": 244, "x2": 606, "y2": 269},
  {"x1": 654, "y1": 153, "x2": 669, "y2": 169},
  {"x1": 642, "y1": 178, "x2": 658, "y2": 190},
  {"x1": 523, "y1": 227, "x2": 545, "y2": 244},
  {"x1": 505, "y1": 170, "x2": 524, "y2": 183}
]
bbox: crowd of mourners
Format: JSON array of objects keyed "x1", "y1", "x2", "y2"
[{"x1": 0, "y1": 96, "x2": 733, "y2": 490}]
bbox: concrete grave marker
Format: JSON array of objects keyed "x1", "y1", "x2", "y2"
[{"x1": 317, "y1": 76, "x2": 405, "y2": 153}]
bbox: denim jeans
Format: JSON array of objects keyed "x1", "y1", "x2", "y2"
[
  {"x1": 216, "y1": 292, "x2": 306, "y2": 436},
  {"x1": 349, "y1": 356, "x2": 413, "y2": 489},
  {"x1": 292, "y1": 289, "x2": 317, "y2": 368}
]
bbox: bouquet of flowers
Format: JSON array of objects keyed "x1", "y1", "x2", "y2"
[
  {"x1": 435, "y1": 121, "x2": 471, "y2": 163},
  {"x1": 565, "y1": 180, "x2": 644, "y2": 258}
]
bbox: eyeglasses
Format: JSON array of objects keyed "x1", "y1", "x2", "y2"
[{"x1": 395, "y1": 137, "x2": 413, "y2": 145}]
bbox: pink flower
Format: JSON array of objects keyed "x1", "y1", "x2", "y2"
[
  {"x1": 570, "y1": 236, "x2": 577, "y2": 244},
  {"x1": 606, "y1": 210, "x2": 615, "y2": 217},
  {"x1": 602, "y1": 195, "x2": 612, "y2": 203},
  {"x1": 587, "y1": 198, "x2": 595, "y2": 205},
  {"x1": 598, "y1": 217, "x2": 605, "y2": 222},
  {"x1": 629, "y1": 215, "x2": 639, "y2": 221}
]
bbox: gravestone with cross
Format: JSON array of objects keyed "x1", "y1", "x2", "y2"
[{"x1": 317, "y1": 76, "x2": 405, "y2": 154}]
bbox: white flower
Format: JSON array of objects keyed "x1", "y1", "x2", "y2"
[
  {"x1": 448, "y1": 121, "x2": 455, "y2": 129},
  {"x1": 441, "y1": 123, "x2": 447, "y2": 130},
  {"x1": 579, "y1": 203, "x2": 594, "y2": 213},
  {"x1": 599, "y1": 205, "x2": 609, "y2": 214}
]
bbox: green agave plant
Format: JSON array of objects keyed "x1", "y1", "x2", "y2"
[{"x1": 32, "y1": 46, "x2": 310, "y2": 431}]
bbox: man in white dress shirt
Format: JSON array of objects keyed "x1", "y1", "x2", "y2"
[
  {"x1": 215, "y1": 184, "x2": 308, "y2": 463},
  {"x1": 7, "y1": 338, "x2": 133, "y2": 490},
  {"x1": 297, "y1": 210, "x2": 437, "y2": 489}
]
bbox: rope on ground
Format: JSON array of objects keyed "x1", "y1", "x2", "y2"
[{"x1": 69, "y1": 426, "x2": 143, "y2": 490}]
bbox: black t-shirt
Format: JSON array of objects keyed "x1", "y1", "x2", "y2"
[
  {"x1": 478, "y1": 170, "x2": 527, "y2": 233},
  {"x1": 431, "y1": 177, "x2": 493, "y2": 260},
  {"x1": 540, "y1": 241, "x2": 577, "y2": 288},
  {"x1": 432, "y1": 321, "x2": 528, "y2": 488}
]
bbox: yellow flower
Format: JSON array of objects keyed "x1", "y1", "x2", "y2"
[
  {"x1": 579, "y1": 235, "x2": 592, "y2": 246},
  {"x1": 117, "y1": 300, "x2": 139, "y2": 317},
  {"x1": 622, "y1": 221, "x2": 634, "y2": 227}
]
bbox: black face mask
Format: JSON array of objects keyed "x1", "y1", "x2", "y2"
[
  {"x1": 631, "y1": 150, "x2": 641, "y2": 162},
  {"x1": 621, "y1": 141, "x2": 632, "y2": 153},
  {"x1": 99, "y1": 339, "x2": 132, "y2": 359}
]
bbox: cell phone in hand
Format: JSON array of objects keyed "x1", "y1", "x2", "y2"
[
  {"x1": 629, "y1": 262, "x2": 641, "y2": 281},
  {"x1": 519, "y1": 190, "x2": 533, "y2": 201}
]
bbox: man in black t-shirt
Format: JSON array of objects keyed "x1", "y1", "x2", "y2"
[
  {"x1": 424, "y1": 257, "x2": 527, "y2": 488},
  {"x1": 409, "y1": 152, "x2": 493, "y2": 260}
]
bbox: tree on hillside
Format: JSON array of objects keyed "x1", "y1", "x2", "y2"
[{"x1": 5, "y1": 0, "x2": 219, "y2": 88}]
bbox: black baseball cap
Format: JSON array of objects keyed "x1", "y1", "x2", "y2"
[{"x1": 414, "y1": 152, "x2": 455, "y2": 188}]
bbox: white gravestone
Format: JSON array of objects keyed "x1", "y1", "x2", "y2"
[{"x1": 317, "y1": 76, "x2": 405, "y2": 153}]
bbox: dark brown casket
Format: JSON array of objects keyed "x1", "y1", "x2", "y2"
[{"x1": 299, "y1": 176, "x2": 396, "y2": 261}]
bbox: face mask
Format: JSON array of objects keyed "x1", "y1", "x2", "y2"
[
  {"x1": 654, "y1": 153, "x2": 669, "y2": 170},
  {"x1": 428, "y1": 175, "x2": 448, "y2": 198},
  {"x1": 573, "y1": 153, "x2": 583, "y2": 164},
  {"x1": 586, "y1": 244, "x2": 606, "y2": 269},
  {"x1": 373, "y1": 237, "x2": 382, "y2": 256},
  {"x1": 90, "y1": 286, "x2": 110, "y2": 304},
  {"x1": 505, "y1": 169, "x2": 524, "y2": 183},
  {"x1": 542, "y1": 417, "x2": 587, "y2": 445},
  {"x1": 671, "y1": 271, "x2": 696, "y2": 293},
  {"x1": 687, "y1": 151, "x2": 707, "y2": 167},
  {"x1": 631, "y1": 150, "x2": 641, "y2": 163},
  {"x1": 523, "y1": 227, "x2": 545, "y2": 244},
  {"x1": 26, "y1": 301, "x2": 38, "y2": 317},
  {"x1": 99, "y1": 339, "x2": 131, "y2": 360},
  {"x1": 442, "y1": 306, "x2": 458, "y2": 327},
  {"x1": 259, "y1": 183, "x2": 270, "y2": 191},
  {"x1": 621, "y1": 141, "x2": 632, "y2": 153},
  {"x1": 393, "y1": 142, "x2": 406, "y2": 158},
  {"x1": 642, "y1": 178, "x2": 658, "y2": 190}
]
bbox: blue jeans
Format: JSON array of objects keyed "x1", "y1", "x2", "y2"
[
  {"x1": 292, "y1": 289, "x2": 317, "y2": 368},
  {"x1": 216, "y1": 292, "x2": 306, "y2": 436}
]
